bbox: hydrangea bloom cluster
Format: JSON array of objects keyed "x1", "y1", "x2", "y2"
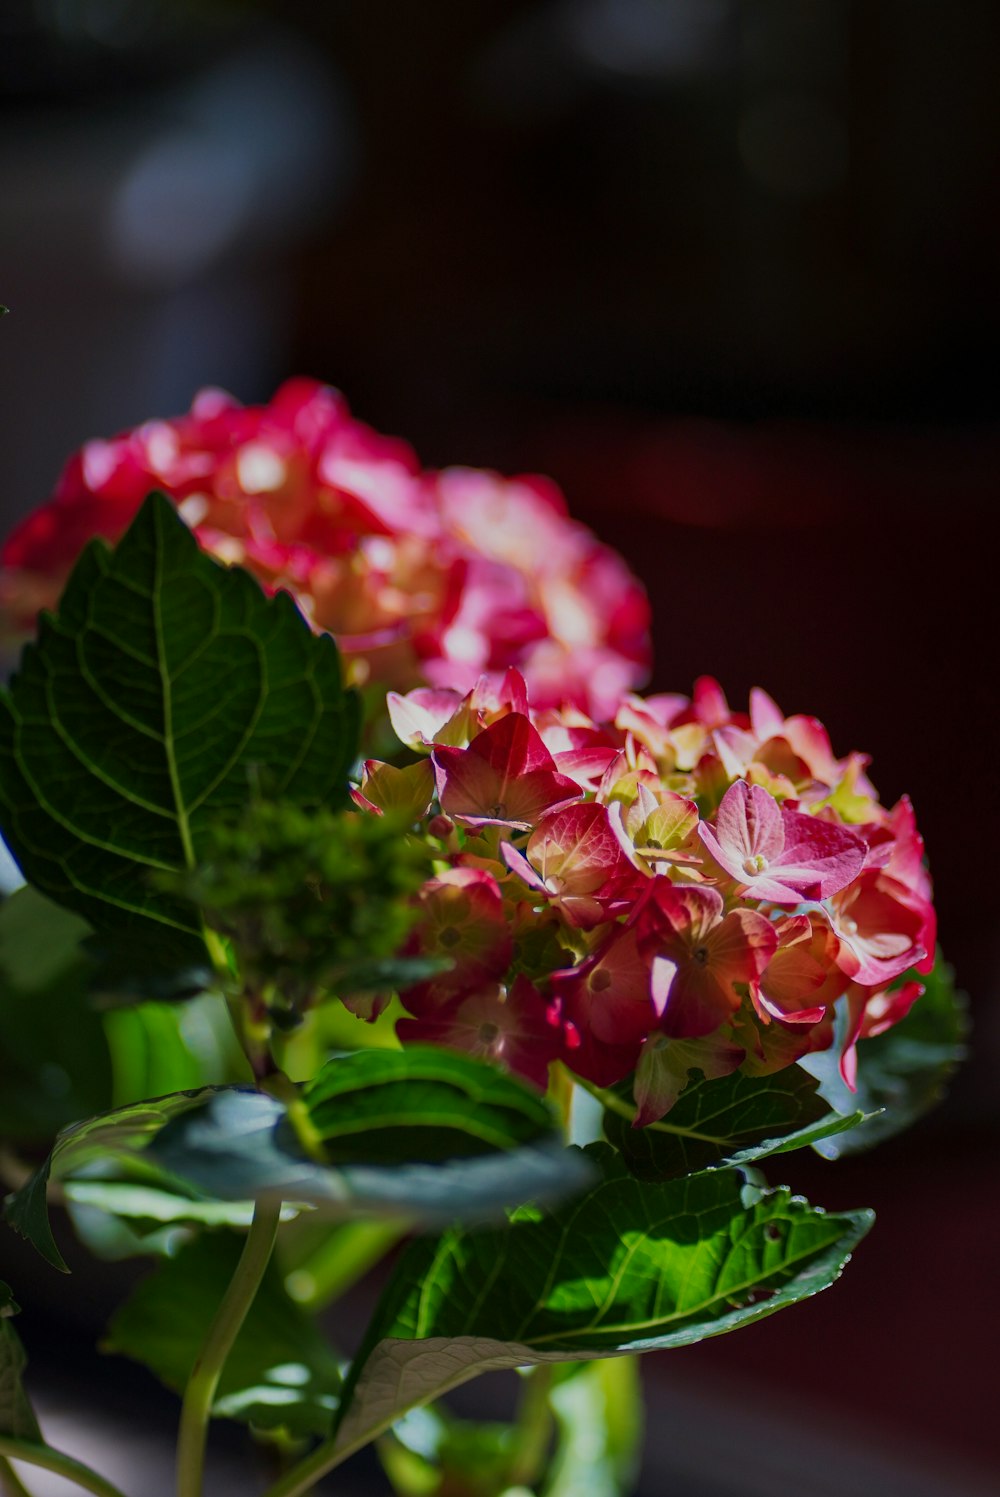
[
  {"x1": 356, "y1": 671, "x2": 935, "y2": 1122},
  {"x1": 0, "y1": 380, "x2": 650, "y2": 718}
]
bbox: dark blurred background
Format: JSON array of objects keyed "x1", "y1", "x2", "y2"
[{"x1": 2, "y1": 2, "x2": 998, "y2": 1493}]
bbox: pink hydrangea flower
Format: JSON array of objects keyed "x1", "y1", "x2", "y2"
[
  {"x1": 0, "y1": 382, "x2": 650, "y2": 720},
  {"x1": 376, "y1": 669, "x2": 934, "y2": 1117}
]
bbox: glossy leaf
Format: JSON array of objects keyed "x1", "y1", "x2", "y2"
[
  {"x1": 104, "y1": 1231, "x2": 341, "y2": 1437},
  {"x1": 8, "y1": 1052, "x2": 589, "y2": 1270},
  {"x1": 602, "y1": 1065, "x2": 865, "y2": 1181},
  {"x1": 301, "y1": 1046, "x2": 559, "y2": 1163},
  {"x1": 0, "y1": 492, "x2": 359, "y2": 962},
  {"x1": 802, "y1": 953, "x2": 967, "y2": 1156},
  {"x1": 149, "y1": 1050, "x2": 590, "y2": 1222},
  {"x1": 332, "y1": 1146, "x2": 872, "y2": 1457}
]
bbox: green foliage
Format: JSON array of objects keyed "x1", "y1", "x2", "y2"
[
  {"x1": 544, "y1": 1359, "x2": 643, "y2": 1497},
  {"x1": 379, "y1": 1405, "x2": 518, "y2": 1497},
  {"x1": 6, "y1": 1052, "x2": 588, "y2": 1271},
  {"x1": 332, "y1": 1145, "x2": 872, "y2": 1457},
  {"x1": 148, "y1": 1053, "x2": 589, "y2": 1223},
  {"x1": 0, "y1": 493, "x2": 359, "y2": 965},
  {"x1": 601, "y1": 1065, "x2": 866, "y2": 1181},
  {"x1": 801, "y1": 953, "x2": 967, "y2": 1156},
  {"x1": 5, "y1": 1088, "x2": 226, "y2": 1271},
  {"x1": 161, "y1": 798, "x2": 433, "y2": 1023},
  {"x1": 103, "y1": 993, "x2": 251, "y2": 1108},
  {"x1": 0, "y1": 886, "x2": 111, "y2": 1142},
  {"x1": 104, "y1": 1231, "x2": 341, "y2": 1438},
  {"x1": 300, "y1": 1046, "x2": 560, "y2": 1164},
  {"x1": 0, "y1": 1285, "x2": 41, "y2": 1442}
]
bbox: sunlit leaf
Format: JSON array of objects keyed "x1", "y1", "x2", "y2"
[{"x1": 332, "y1": 1146, "x2": 872, "y2": 1458}]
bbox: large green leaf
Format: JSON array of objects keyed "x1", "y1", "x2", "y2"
[
  {"x1": 0, "y1": 1283, "x2": 41, "y2": 1442},
  {"x1": 0, "y1": 492, "x2": 359, "y2": 962},
  {"x1": 104, "y1": 1231, "x2": 341, "y2": 1438},
  {"x1": 332, "y1": 1146, "x2": 872, "y2": 1458},
  {"x1": 7, "y1": 1051, "x2": 590, "y2": 1270},
  {"x1": 801, "y1": 953, "x2": 967, "y2": 1156},
  {"x1": 601, "y1": 1065, "x2": 866, "y2": 1181},
  {"x1": 149, "y1": 1049, "x2": 590, "y2": 1222}
]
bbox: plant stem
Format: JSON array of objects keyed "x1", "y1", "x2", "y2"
[
  {"x1": 0, "y1": 1456, "x2": 33, "y2": 1497},
  {"x1": 0, "y1": 1439, "x2": 129, "y2": 1497},
  {"x1": 175, "y1": 1198, "x2": 282, "y2": 1497},
  {"x1": 548, "y1": 1063, "x2": 575, "y2": 1139},
  {"x1": 507, "y1": 1363, "x2": 555, "y2": 1489}
]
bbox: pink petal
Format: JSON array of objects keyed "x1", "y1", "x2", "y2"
[
  {"x1": 711, "y1": 781, "x2": 786, "y2": 869},
  {"x1": 749, "y1": 686, "x2": 785, "y2": 741},
  {"x1": 778, "y1": 807, "x2": 867, "y2": 897}
]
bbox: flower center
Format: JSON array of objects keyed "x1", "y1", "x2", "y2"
[
  {"x1": 439, "y1": 925, "x2": 462, "y2": 948},
  {"x1": 590, "y1": 969, "x2": 612, "y2": 992},
  {"x1": 742, "y1": 853, "x2": 769, "y2": 875},
  {"x1": 693, "y1": 945, "x2": 709, "y2": 965},
  {"x1": 478, "y1": 1021, "x2": 500, "y2": 1042},
  {"x1": 490, "y1": 802, "x2": 507, "y2": 819}
]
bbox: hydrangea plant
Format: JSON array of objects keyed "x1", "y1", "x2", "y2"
[{"x1": 0, "y1": 386, "x2": 963, "y2": 1497}]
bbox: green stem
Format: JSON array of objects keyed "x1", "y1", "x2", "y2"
[
  {"x1": 0, "y1": 1456, "x2": 33, "y2": 1497},
  {"x1": 175, "y1": 1198, "x2": 282, "y2": 1497},
  {"x1": 0, "y1": 1439, "x2": 129, "y2": 1497},
  {"x1": 507, "y1": 1363, "x2": 555, "y2": 1489}
]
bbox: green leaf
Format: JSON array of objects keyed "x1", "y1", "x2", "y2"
[
  {"x1": 802, "y1": 952, "x2": 968, "y2": 1156},
  {"x1": 0, "y1": 1287, "x2": 41, "y2": 1442},
  {"x1": 301, "y1": 1046, "x2": 562, "y2": 1164},
  {"x1": 0, "y1": 886, "x2": 112, "y2": 1142},
  {"x1": 103, "y1": 993, "x2": 251, "y2": 1107},
  {"x1": 0, "y1": 492, "x2": 359, "y2": 961},
  {"x1": 4, "y1": 1087, "x2": 227, "y2": 1271},
  {"x1": 149, "y1": 1049, "x2": 591, "y2": 1222},
  {"x1": 104, "y1": 1231, "x2": 341, "y2": 1437},
  {"x1": 601, "y1": 1065, "x2": 866, "y2": 1181},
  {"x1": 7, "y1": 1051, "x2": 590, "y2": 1269},
  {"x1": 332, "y1": 1146, "x2": 872, "y2": 1457}
]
